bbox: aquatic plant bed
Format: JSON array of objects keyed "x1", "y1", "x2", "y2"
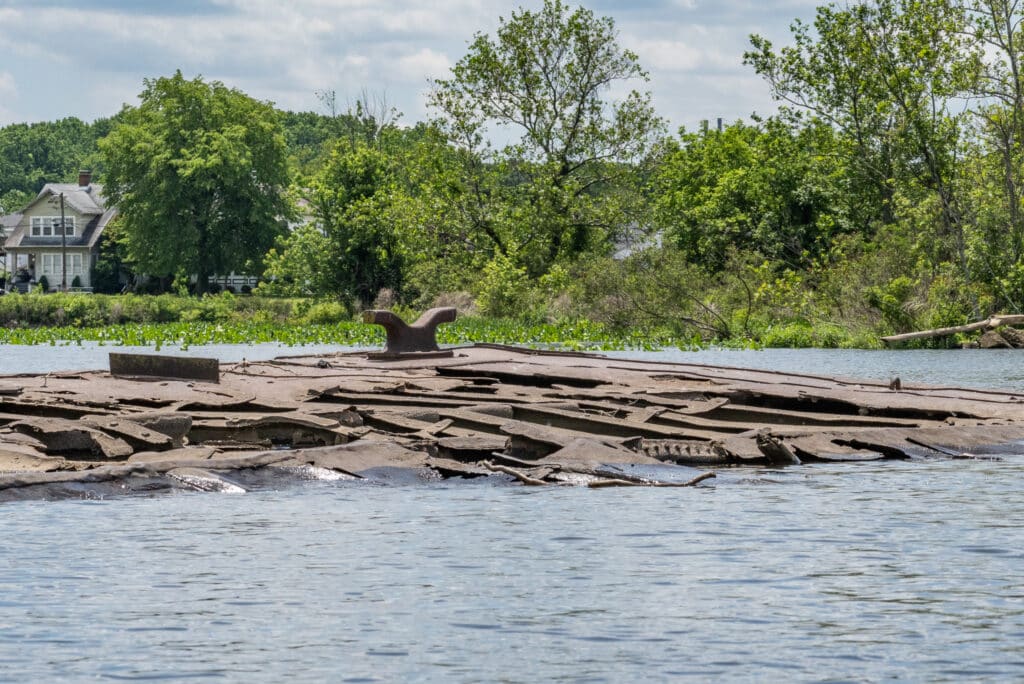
[
  {"x1": 1, "y1": 344, "x2": 1023, "y2": 501},
  {"x1": 0, "y1": 318, "x2": 676, "y2": 351}
]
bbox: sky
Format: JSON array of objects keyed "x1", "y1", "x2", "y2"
[{"x1": 0, "y1": 0, "x2": 820, "y2": 132}]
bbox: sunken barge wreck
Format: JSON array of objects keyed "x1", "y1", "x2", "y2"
[{"x1": 2, "y1": 308, "x2": 1023, "y2": 501}]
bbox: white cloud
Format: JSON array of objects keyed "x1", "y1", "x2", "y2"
[
  {"x1": 0, "y1": 72, "x2": 17, "y2": 98},
  {"x1": 396, "y1": 49, "x2": 451, "y2": 85},
  {"x1": 633, "y1": 39, "x2": 706, "y2": 72},
  {"x1": 0, "y1": 0, "x2": 818, "y2": 129}
]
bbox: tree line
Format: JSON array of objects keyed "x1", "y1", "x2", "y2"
[{"x1": 4, "y1": 0, "x2": 1024, "y2": 345}]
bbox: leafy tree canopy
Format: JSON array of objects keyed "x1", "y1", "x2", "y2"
[
  {"x1": 264, "y1": 140, "x2": 412, "y2": 305},
  {"x1": 745, "y1": 0, "x2": 976, "y2": 235},
  {"x1": 0, "y1": 116, "x2": 112, "y2": 212},
  {"x1": 654, "y1": 118, "x2": 844, "y2": 271},
  {"x1": 429, "y1": 0, "x2": 664, "y2": 276},
  {"x1": 99, "y1": 71, "x2": 290, "y2": 293}
]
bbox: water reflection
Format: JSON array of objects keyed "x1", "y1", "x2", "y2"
[{"x1": 5, "y1": 462, "x2": 1023, "y2": 681}]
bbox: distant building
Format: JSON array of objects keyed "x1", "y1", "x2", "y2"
[{"x1": 2, "y1": 170, "x2": 116, "y2": 291}]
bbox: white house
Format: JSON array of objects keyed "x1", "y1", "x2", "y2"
[{"x1": 2, "y1": 170, "x2": 116, "y2": 291}]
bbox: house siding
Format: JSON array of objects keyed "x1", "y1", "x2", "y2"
[
  {"x1": 33, "y1": 248, "x2": 93, "y2": 288},
  {"x1": 19, "y1": 195, "x2": 87, "y2": 241}
]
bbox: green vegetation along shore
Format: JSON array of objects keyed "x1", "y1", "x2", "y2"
[
  {"x1": 0, "y1": 292, "x2": 894, "y2": 350},
  {"x1": 0, "y1": 293, "x2": 703, "y2": 351},
  {"x1": 6, "y1": 1, "x2": 1024, "y2": 347}
]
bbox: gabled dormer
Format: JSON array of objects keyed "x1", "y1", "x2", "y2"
[{"x1": 3, "y1": 170, "x2": 117, "y2": 251}]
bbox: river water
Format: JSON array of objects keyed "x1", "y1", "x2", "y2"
[{"x1": 2, "y1": 344, "x2": 1023, "y2": 682}]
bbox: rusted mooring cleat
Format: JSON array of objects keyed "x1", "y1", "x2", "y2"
[{"x1": 362, "y1": 307, "x2": 457, "y2": 355}]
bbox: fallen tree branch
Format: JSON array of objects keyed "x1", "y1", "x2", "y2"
[
  {"x1": 881, "y1": 315, "x2": 1024, "y2": 345},
  {"x1": 587, "y1": 471, "x2": 717, "y2": 488},
  {"x1": 587, "y1": 477, "x2": 643, "y2": 488}
]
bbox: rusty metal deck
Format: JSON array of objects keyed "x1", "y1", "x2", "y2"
[{"x1": 2, "y1": 344, "x2": 1023, "y2": 499}]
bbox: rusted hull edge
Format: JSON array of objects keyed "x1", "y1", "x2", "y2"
[
  {"x1": 0, "y1": 344, "x2": 1022, "y2": 501},
  {"x1": 109, "y1": 352, "x2": 220, "y2": 383}
]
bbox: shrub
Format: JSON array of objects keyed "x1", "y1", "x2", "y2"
[
  {"x1": 0, "y1": 293, "x2": 307, "y2": 327},
  {"x1": 183, "y1": 293, "x2": 236, "y2": 322},
  {"x1": 866, "y1": 276, "x2": 918, "y2": 333},
  {"x1": 475, "y1": 253, "x2": 532, "y2": 318},
  {"x1": 302, "y1": 301, "x2": 349, "y2": 324},
  {"x1": 759, "y1": 322, "x2": 817, "y2": 348}
]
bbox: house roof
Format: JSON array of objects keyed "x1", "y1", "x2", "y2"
[
  {"x1": 36, "y1": 183, "x2": 106, "y2": 215},
  {"x1": 0, "y1": 213, "x2": 21, "y2": 235},
  {"x1": 86, "y1": 209, "x2": 118, "y2": 249},
  {"x1": 0, "y1": 214, "x2": 21, "y2": 253}
]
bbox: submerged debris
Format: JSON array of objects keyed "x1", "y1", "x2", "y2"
[{"x1": 2, "y1": 335, "x2": 1024, "y2": 500}]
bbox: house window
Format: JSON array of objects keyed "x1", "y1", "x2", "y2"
[
  {"x1": 30, "y1": 216, "x2": 75, "y2": 237},
  {"x1": 39, "y1": 254, "x2": 84, "y2": 277}
]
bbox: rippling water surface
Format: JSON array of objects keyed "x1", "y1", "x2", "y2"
[{"x1": 2, "y1": 344, "x2": 1023, "y2": 682}]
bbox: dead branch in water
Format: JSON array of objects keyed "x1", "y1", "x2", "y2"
[
  {"x1": 587, "y1": 471, "x2": 717, "y2": 488},
  {"x1": 481, "y1": 460, "x2": 550, "y2": 486},
  {"x1": 881, "y1": 315, "x2": 1024, "y2": 345}
]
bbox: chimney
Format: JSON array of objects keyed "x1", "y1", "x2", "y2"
[{"x1": 78, "y1": 169, "x2": 92, "y2": 188}]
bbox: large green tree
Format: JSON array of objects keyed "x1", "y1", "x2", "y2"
[
  {"x1": 745, "y1": 0, "x2": 984, "y2": 325},
  {"x1": 746, "y1": 0, "x2": 976, "y2": 245},
  {"x1": 961, "y1": 0, "x2": 1024, "y2": 308},
  {"x1": 263, "y1": 139, "x2": 412, "y2": 305},
  {"x1": 429, "y1": 0, "x2": 663, "y2": 277},
  {"x1": 0, "y1": 117, "x2": 107, "y2": 212},
  {"x1": 99, "y1": 71, "x2": 290, "y2": 293},
  {"x1": 654, "y1": 118, "x2": 844, "y2": 271}
]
